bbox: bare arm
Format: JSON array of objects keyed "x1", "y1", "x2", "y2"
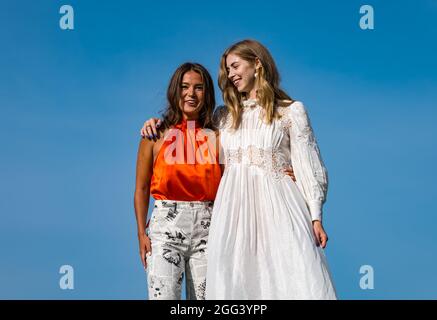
[{"x1": 134, "y1": 137, "x2": 154, "y2": 269}]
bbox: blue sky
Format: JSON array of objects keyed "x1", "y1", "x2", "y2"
[{"x1": 0, "y1": 0, "x2": 436, "y2": 299}]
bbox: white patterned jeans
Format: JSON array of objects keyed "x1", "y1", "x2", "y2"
[{"x1": 146, "y1": 200, "x2": 213, "y2": 300}]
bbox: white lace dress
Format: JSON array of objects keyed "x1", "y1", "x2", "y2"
[{"x1": 205, "y1": 99, "x2": 337, "y2": 299}]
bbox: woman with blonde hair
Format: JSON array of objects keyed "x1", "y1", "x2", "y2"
[
  {"x1": 209, "y1": 39, "x2": 337, "y2": 299},
  {"x1": 141, "y1": 40, "x2": 337, "y2": 299}
]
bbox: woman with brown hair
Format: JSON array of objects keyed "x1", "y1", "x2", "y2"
[{"x1": 134, "y1": 62, "x2": 221, "y2": 300}]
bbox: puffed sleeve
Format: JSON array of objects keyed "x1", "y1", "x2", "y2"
[{"x1": 289, "y1": 101, "x2": 328, "y2": 222}]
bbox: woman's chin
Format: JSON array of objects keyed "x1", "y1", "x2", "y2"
[
  {"x1": 181, "y1": 105, "x2": 196, "y2": 113},
  {"x1": 235, "y1": 84, "x2": 249, "y2": 93}
]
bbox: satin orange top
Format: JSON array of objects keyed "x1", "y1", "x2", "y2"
[{"x1": 150, "y1": 119, "x2": 222, "y2": 201}]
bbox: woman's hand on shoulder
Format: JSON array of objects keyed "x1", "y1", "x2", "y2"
[{"x1": 140, "y1": 118, "x2": 162, "y2": 141}]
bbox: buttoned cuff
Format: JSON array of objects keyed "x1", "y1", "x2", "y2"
[{"x1": 308, "y1": 200, "x2": 323, "y2": 222}]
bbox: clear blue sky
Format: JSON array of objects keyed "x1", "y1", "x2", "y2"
[{"x1": 0, "y1": 0, "x2": 436, "y2": 299}]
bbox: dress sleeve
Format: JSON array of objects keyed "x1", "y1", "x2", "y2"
[{"x1": 289, "y1": 101, "x2": 328, "y2": 222}]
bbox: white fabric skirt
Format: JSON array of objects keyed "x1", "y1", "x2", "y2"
[{"x1": 205, "y1": 165, "x2": 338, "y2": 299}]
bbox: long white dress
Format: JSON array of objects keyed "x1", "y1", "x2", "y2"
[{"x1": 205, "y1": 99, "x2": 337, "y2": 299}]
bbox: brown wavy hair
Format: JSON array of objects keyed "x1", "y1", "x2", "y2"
[
  {"x1": 161, "y1": 62, "x2": 216, "y2": 130},
  {"x1": 218, "y1": 39, "x2": 293, "y2": 129}
]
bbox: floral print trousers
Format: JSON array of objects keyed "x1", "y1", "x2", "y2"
[{"x1": 146, "y1": 200, "x2": 213, "y2": 300}]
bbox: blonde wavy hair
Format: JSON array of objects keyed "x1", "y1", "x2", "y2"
[{"x1": 218, "y1": 39, "x2": 293, "y2": 129}]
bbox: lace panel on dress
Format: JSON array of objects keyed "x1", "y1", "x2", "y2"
[{"x1": 225, "y1": 145, "x2": 287, "y2": 179}]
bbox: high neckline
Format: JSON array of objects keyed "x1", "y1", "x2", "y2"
[
  {"x1": 242, "y1": 98, "x2": 258, "y2": 108},
  {"x1": 176, "y1": 117, "x2": 199, "y2": 129},
  {"x1": 181, "y1": 117, "x2": 198, "y2": 123}
]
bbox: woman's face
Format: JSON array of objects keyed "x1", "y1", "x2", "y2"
[
  {"x1": 179, "y1": 70, "x2": 204, "y2": 120},
  {"x1": 226, "y1": 52, "x2": 257, "y2": 94}
]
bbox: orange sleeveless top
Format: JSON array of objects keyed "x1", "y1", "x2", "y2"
[{"x1": 150, "y1": 119, "x2": 222, "y2": 201}]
